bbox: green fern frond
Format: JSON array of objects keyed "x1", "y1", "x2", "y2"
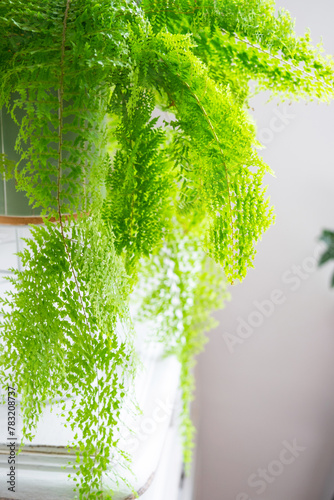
[{"x1": 103, "y1": 87, "x2": 175, "y2": 268}]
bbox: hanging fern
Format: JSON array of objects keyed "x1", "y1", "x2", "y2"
[
  {"x1": 0, "y1": 0, "x2": 142, "y2": 216},
  {"x1": 129, "y1": 29, "x2": 274, "y2": 281},
  {"x1": 133, "y1": 225, "x2": 229, "y2": 466},
  {"x1": 102, "y1": 86, "x2": 175, "y2": 270},
  {"x1": 0, "y1": 0, "x2": 333, "y2": 498},
  {"x1": 0, "y1": 216, "x2": 136, "y2": 497}
]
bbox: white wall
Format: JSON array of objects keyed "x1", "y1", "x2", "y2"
[{"x1": 195, "y1": 1, "x2": 334, "y2": 499}]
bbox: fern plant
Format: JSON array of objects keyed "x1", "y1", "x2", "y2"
[{"x1": 0, "y1": 0, "x2": 333, "y2": 498}]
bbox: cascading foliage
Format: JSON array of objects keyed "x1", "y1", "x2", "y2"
[
  {"x1": 0, "y1": 0, "x2": 333, "y2": 497},
  {"x1": 1, "y1": 216, "x2": 136, "y2": 497}
]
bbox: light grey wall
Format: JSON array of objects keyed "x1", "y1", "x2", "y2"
[{"x1": 194, "y1": 1, "x2": 334, "y2": 499}]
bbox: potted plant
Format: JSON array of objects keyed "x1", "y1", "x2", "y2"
[{"x1": 0, "y1": 0, "x2": 333, "y2": 498}]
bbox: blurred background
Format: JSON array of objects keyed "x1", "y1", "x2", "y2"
[{"x1": 194, "y1": 0, "x2": 334, "y2": 499}]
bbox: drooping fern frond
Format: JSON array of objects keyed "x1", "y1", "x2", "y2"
[
  {"x1": 102, "y1": 86, "x2": 174, "y2": 270},
  {"x1": 195, "y1": 28, "x2": 334, "y2": 101},
  {"x1": 0, "y1": 215, "x2": 136, "y2": 497},
  {"x1": 134, "y1": 225, "x2": 229, "y2": 466},
  {"x1": 133, "y1": 30, "x2": 274, "y2": 281},
  {"x1": 143, "y1": 0, "x2": 334, "y2": 101}
]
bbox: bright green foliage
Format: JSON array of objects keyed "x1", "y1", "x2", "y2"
[
  {"x1": 103, "y1": 87, "x2": 174, "y2": 268},
  {"x1": 0, "y1": 216, "x2": 136, "y2": 497},
  {"x1": 0, "y1": 0, "x2": 142, "y2": 216},
  {"x1": 0, "y1": 153, "x2": 15, "y2": 181},
  {"x1": 143, "y1": 0, "x2": 334, "y2": 100},
  {"x1": 143, "y1": 30, "x2": 275, "y2": 281},
  {"x1": 0, "y1": 0, "x2": 333, "y2": 497},
  {"x1": 134, "y1": 226, "x2": 229, "y2": 466}
]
